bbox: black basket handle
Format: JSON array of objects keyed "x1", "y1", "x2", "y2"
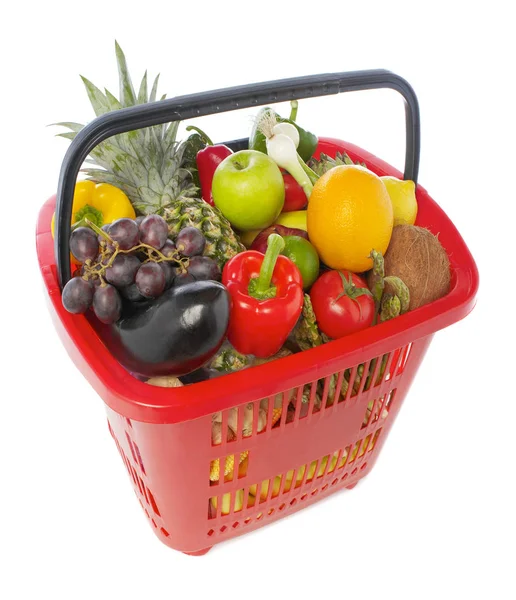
[{"x1": 55, "y1": 68, "x2": 420, "y2": 288}]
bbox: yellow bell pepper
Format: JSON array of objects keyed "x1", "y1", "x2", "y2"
[{"x1": 51, "y1": 181, "x2": 136, "y2": 238}]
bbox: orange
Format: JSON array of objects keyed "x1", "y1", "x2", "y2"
[{"x1": 307, "y1": 165, "x2": 393, "y2": 273}]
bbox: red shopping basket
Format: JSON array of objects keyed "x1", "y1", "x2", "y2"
[{"x1": 36, "y1": 70, "x2": 478, "y2": 556}]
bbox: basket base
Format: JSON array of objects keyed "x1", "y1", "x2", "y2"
[{"x1": 183, "y1": 547, "x2": 212, "y2": 557}]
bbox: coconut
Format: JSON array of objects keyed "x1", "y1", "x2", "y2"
[{"x1": 379, "y1": 225, "x2": 451, "y2": 310}]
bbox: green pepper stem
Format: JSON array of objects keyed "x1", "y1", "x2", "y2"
[
  {"x1": 289, "y1": 100, "x2": 298, "y2": 122},
  {"x1": 84, "y1": 218, "x2": 110, "y2": 241},
  {"x1": 298, "y1": 154, "x2": 319, "y2": 185},
  {"x1": 249, "y1": 233, "x2": 285, "y2": 299},
  {"x1": 185, "y1": 125, "x2": 214, "y2": 146}
]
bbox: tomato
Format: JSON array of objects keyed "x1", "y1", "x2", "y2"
[
  {"x1": 310, "y1": 270, "x2": 375, "y2": 339},
  {"x1": 282, "y1": 172, "x2": 308, "y2": 212}
]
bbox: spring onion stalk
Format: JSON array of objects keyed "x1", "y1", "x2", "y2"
[
  {"x1": 289, "y1": 100, "x2": 298, "y2": 122},
  {"x1": 258, "y1": 112, "x2": 313, "y2": 199},
  {"x1": 298, "y1": 155, "x2": 319, "y2": 185},
  {"x1": 273, "y1": 122, "x2": 300, "y2": 147}
]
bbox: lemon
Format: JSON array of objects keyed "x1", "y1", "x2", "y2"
[
  {"x1": 308, "y1": 165, "x2": 393, "y2": 273},
  {"x1": 381, "y1": 176, "x2": 418, "y2": 226},
  {"x1": 274, "y1": 210, "x2": 307, "y2": 232}
]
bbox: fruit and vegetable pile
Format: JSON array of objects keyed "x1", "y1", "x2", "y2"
[{"x1": 56, "y1": 44, "x2": 451, "y2": 392}]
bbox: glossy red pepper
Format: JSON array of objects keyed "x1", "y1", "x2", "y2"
[
  {"x1": 222, "y1": 234, "x2": 304, "y2": 358},
  {"x1": 282, "y1": 172, "x2": 308, "y2": 212},
  {"x1": 187, "y1": 126, "x2": 232, "y2": 206}
]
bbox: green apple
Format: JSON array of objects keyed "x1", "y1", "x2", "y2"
[{"x1": 211, "y1": 150, "x2": 285, "y2": 231}]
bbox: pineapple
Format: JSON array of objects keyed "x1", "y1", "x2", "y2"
[
  {"x1": 307, "y1": 151, "x2": 366, "y2": 177},
  {"x1": 56, "y1": 41, "x2": 244, "y2": 268}
]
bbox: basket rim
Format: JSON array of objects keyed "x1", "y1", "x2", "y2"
[{"x1": 36, "y1": 137, "x2": 479, "y2": 424}]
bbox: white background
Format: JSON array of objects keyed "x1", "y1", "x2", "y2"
[{"x1": 2, "y1": 1, "x2": 515, "y2": 599}]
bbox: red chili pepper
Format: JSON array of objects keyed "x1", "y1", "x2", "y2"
[
  {"x1": 222, "y1": 234, "x2": 304, "y2": 358},
  {"x1": 186, "y1": 126, "x2": 232, "y2": 206}
]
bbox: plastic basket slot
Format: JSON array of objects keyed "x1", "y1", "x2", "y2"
[
  {"x1": 320, "y1": 375, "x2": 332, "y2": 409},
  {"x1": 125, "y1": 431, "x2": 139, "y2": 466},
  {"x1": 330, "y1": 370, "x2": 345, "y2": 408},
  {"x1": 264, "y1": 396, "x2": 274, "y2": 431},
  {"x1": 363, "y1": 355, "x2": 384, "y2": 392},
  {"x1": 340, "y1": 364, "x2": 358, "y2": 403},
  {"x1": 138, "y1": 476, "x2": 149, "y2": 503},
  {"x1": 132, "y1": 466, "x2": 144, "y2": 494},
  {"x1": 146, "y1": 488, "x2": 161, "y2": 517},
  {"x1": 356, "y1": 359, "x2": 373, "y2": 396},
  {"x1": 132, "y1": 440, "x2": 146, "y2": 475},
  {"x1": 210, "y1": 445, "x2": 250, "y2": 484},
  {"x1": 396, "y1": 343, "x2": 413, "y2": 376},
  {"x1": 370, "y1": 428, "x2": 382, "y2": 452},
  {"x1": 279, "y1": 389, "x2": 293, "y2": 428}
]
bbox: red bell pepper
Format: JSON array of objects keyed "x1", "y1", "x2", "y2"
[
  {"x1": 186, "y1": 126, "x2": 232, "y2": 206},
  {"x1": 222, "y1": 234, "x2": 304, "y2": 358}
]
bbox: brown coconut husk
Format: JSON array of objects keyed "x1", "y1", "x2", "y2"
[{"x1": 377, "y1": 225, "x2": 451, "y2": 310}]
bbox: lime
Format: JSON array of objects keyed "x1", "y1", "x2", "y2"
[{"x1": 282, "y1": 236, "x2": 320, "y2": 290}]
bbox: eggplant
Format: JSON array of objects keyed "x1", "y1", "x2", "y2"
[
  {"x1": 179, "y1": 367, "x2": 226, "y2": 385},
  {"x1": 96, "y1": 280, "x2": 231, "y2": 378}
]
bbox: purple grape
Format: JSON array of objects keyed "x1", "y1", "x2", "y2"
[
  {"x1": 187, "y1": 256, "x2": 221, "y2": 281},
  {"x1": 159, "y1": 261, "x2": 175, "y2": 290},
  {"x1": 109, "y1": 218, "x2": 139, "y2": 250},
  {"x1": 160, "y1": 239, "x2": 177, "y2": 258},
  {"x1": 93, "y1": 284, "x2": 122, "y2": 324},
  {"x1": 139, "y1": 214, "x2": 169, "y2": 250},
  {"x1": 62, "y1": 277, "x2": 93, "y2": 314},
  {"x1": 174, "y1": 269, "x2": 195, "y2": 286},
  {"x1": 175, "y1": 226, "x2": 206, "y2": 257},
  {"x1": 135, "y1": 216, "x2": 145, "y2": 226},
  {"x1": 70, "y1": 227, "x2": 99, "y2": 262},
  {"x1": 135, "y1": 262, "x2": 166, "y2": 298},
  {"x1": 105, "y1": 254, "x2": 141, "y2": 288},
  {"x1": 120, "y1": 283, "x2": 145, "y2": 302}
]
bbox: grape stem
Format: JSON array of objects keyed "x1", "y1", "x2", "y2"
[{"x1": 81, "y1": 218, "x2": 187, "y2": 283}]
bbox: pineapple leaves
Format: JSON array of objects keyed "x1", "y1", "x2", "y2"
[
  {"x1": 149, "y1": 74, "x2": 160, "y2": 103},
  {"x1": 52, "y1": 121, "x2": 84, "y2": 133},
  {"x1": 115, "y1": 40, "x2": 137, "y2": 107},
  {"x1": 56, "y1": 132, "x2": 78, "y2": 141},
  {"x1": 162, "y1": 121, "x2": 180, "y2": 153},
  {"x1": 80, "y1": 76, "x2": 111, "y2": 116},
  {"x1": 104, "y1": 89, "x2": 123, "y2": 111},
  {"x1": 147, "y1": 167, "x2": 165, "y2": 194},
  {"x1": 137, "y1": 71, "x2": 148, "y2": 105}
]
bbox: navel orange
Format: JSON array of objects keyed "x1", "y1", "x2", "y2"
[{"x1": 307, "y1": 165, "x2": 393, "y2": 272}]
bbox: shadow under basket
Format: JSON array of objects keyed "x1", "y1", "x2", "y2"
[{"x1": 37, "y1": 134, "x2": 478, "y2": 556}]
